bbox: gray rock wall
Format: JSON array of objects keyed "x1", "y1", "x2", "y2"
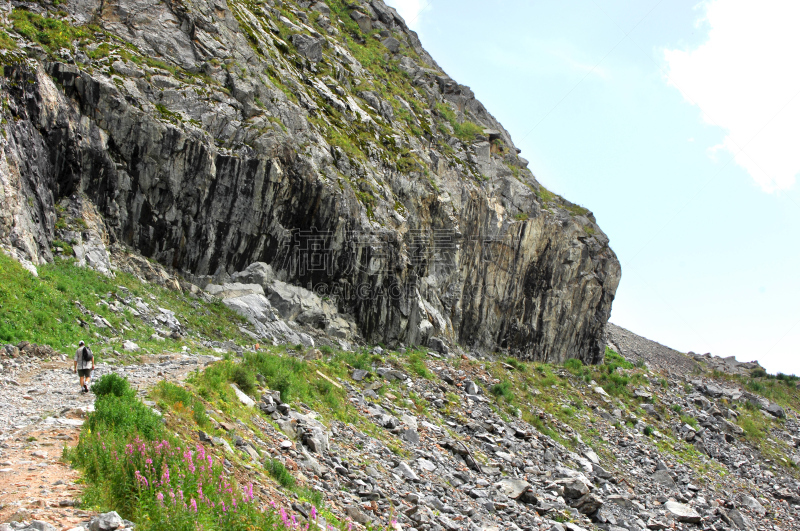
[{"x1": 0, "y1": 0, "x2": 620, "y2": 363}]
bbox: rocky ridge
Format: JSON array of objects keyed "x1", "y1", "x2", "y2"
[{"x1": 0, "y1": 0, "x2": 619, "y2": 364}]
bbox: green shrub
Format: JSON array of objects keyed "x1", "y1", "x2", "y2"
[
  {"x1": 232, "y1": 364, "x2": 257, "y2": 395},
  {"x1": 70, "y1": 376, "x2": 326, "y2": 529},
  {"x1": 680, "y1": 415, "x2": 699, "y2": 429},
  {"x1": 564, "y1": 358, "x2": 583, "y2": 373},
  {"x1": 643, "y1": 425, "x2": 654, "y2": 437},
  {"x1": 490, "y1": 381, "x2": 513, "y2": 402},
  {"x1": 595, "y1": 370, "x2": 630, "y2": 397},
  {"x1": 671, "y1": 404, "x2": 682, "y2": 413},
  {"x1": 604, "y1": 348, "x2": 634, "y2": 370},
  {"x1": 504, "y1": 358, "x2": 525, "y2": 371},
  {"x1": 335, "y1": 348, "x2": 373, "y2": 371},
  {"x1": 408, "y1": 350, "x2": 432, "y2": 379},
  {"x1": 452, "y1": 120, "x2": 483, "y2": 141},
  {"x1": 266, "y1": 458, "x2": 295, "y2": 488},
  {"x1": 151, "y1": 381, "x2": 208, "y2": 428},
  {"x1": 87, "y1": 394, "x2": 164, "y2": 440},
  {"x1": 740, "y1": 416, "x2": 766, "y2": 439},
  {"x1": 92, "y1": 373, "x2": 136, "y2": 399}
]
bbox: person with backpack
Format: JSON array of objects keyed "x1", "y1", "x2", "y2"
[{"x1": 73, "y1": 340, "x2": 95, "y2": 393}]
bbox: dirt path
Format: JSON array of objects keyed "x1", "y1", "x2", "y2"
[{"x1": 0, "y1": 353, "x2": 218, "y2": 528}]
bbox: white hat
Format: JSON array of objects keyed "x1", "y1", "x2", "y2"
[{"x1": 78, "y1": 340, "x2": 85, "y2": 346}]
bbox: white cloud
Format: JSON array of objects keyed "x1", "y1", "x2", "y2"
[
  {"x1": 665, "y1": 0, "x2": 800, "y2": 192},
  {"x1": 383, "y1": 0, "x2": 432, "y2": 32}
]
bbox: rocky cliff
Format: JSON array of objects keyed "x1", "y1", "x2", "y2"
[{"x1": 0, "y1": 0, "x2": 620, "y2": 362}]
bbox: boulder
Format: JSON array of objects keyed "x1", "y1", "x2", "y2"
[
  {"x1": 230, "y1": 383, "x2": 255, "y2": 407},
  {"x1": 738, "y1": 495, "x2": 766, "y2": 516},
  {"x1": 495, "y1": 478, "x2": 531, "y2": 500},
  {"x1": 727, "y1": 508, "x2": 754, "y2": 530},
  {"x1": 765, "y1": 402, "x2": 785, "y2": 418},
  {"x1": 382, "y1": 36, "x2": 401, "y2": 53},
  {"x1": 664, "y1": 501, "x2": 701, "y2": 523},
  {"x1": 205, "y1": 283, "x2": 265, "y2": 299},
  {"x1": 345, "y1": 506, "x2": 370, "y2": 524},
  {"x1": 651, "y1": 469, "x2": 677, "y2": 489},
  {"x1": 571, "y1": 492, "x2": 603, "y2": 515},
  {"x1": 122, "y1": 340, "x2": 140, "y2": 352},
  {"x1": 291, "y1": 34, "x2": 323, "y2": 62},
  {"x1": 464, "y1": 380, "x2": 479, "y2": 395},
  {"x1": 26, "y1": 522, "x2": 57, "y2": 531},
  {"x1": 557, "y1": 477, "x2": 591, "y2": 499},
  {"x1": 428, "y1": 336, "x2": 449, "y2": 355},
  {"x1": 267, "y1": 280, "x2": 355, "y2": 339},
  {"x1": 350, "y1": 10, "x2": 371, "y2": 33},
  {"x1": 352, "y1": 369, "x2": 369, "y2": 381},
  {"x1": 231, "y1": 262, "x2": 275, "y2": 288},
  {"x1": 400, "y1": 428, "x2": 419, "y2": 444},
  {"x1": 89, "y1": 511, "x2": 124, "y2": 531},
  {"x1": 395, "y1": 461, "x2": 419, "y2": 481}
]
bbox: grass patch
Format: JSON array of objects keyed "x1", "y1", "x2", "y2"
[
  {"x1": 0, "y1": 31, "x2": 18, "y2": 50},
  {"x1": 435, "y1": 103, "x2": 482, "y2": 142},
  {"x1": 10, "y1": 9, "x2": 90, "y2": 54},
  {"x1": 151, "y1": 381, "x2": 209, "y2": 428},
  {"x1": 0, "y1": 252, "x2": 248, "y2": 353},
  {"x1": 680, "y1": 415, "x2": 698, "y2": 429},
  {"x1": 490, "y1": 380, "x2": 514, "y2": 402},
  {"x1": 504, "y1": 358, "x2": 526, "y2": 371},
  {"x1": 407, "y1": 349, "x2": 432, "y2": 379},
  {"x1": 266, "y1": 458, "x2": 296, "y2": 488}
]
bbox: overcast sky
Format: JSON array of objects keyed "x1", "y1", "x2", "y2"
[{"x1": 385, "y1": 0, "x2": 800, "y2": 375}]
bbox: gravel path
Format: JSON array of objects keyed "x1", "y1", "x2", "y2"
[{"x1": 0, "y1": 352, "x2": 217, "y2": 527}]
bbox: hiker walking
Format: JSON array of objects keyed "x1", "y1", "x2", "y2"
[{"x1": 73, "y1": 340, "x2": 94, "y2": 393}]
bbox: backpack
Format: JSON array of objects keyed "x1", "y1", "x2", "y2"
[{"x1": 82, "y1": 346, "x2": 93, "y2": 363}]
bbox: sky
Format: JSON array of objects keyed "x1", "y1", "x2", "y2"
[{"x1": 385, "y1": 0, "x2": 800, "y2": 375}]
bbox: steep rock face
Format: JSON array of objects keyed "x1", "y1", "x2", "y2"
[{"x1": 0, "y1": 0, "x2": 620, "y2": 363}]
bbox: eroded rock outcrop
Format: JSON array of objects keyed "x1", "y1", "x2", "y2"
[{"x1": 0, "y1": 0, "x2": 620, "y2": 362}]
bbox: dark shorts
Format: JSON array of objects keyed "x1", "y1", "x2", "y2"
[{"x1": 78, "y1": 368, "x2": 92, "y2": 377}]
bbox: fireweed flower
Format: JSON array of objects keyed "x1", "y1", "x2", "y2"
[
  {"x1": 156, "y1": 492, "x2": 164, "y2": 506},
  {"x1": 134, "y1": 470, "x2": 148, "y2": 487},
  {"x1": 189, "y1": 498, "x2": 197, "y2": 513}
]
